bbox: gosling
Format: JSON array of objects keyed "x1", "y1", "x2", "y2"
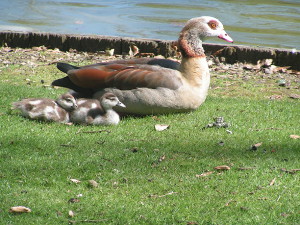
[
  {"x1": 70, "y1": 93, "x2": 125, "y2": 125},
  {"x1": 12, "y1": 93, "x2": 77, "y2": 123}
]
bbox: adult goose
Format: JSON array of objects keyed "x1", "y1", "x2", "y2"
[{"x1": 52, "y1": 16, "x2": 233, "y2": 115}]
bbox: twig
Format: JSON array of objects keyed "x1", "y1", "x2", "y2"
[
  {"x1": 60, "y1": 144, "x2": 75, "y2": 148},
  {"x1": 276, "y1": 195, "x2": 281, "y2": 202},
  {"x1": 69, "y1": 219, "x2": 108, "y2": 223},
  {"x1": 280, "y1": 168, "x2": 300, "y2": 174},
  {"x1": 237, "y1": 167, "x2": 256, "y2": 170},
  {"x1": 149, "y1": 191, "x2": 178, "y2": 198},
  {"x1": 77, "y1": 130, "x2": 111, "y2": 134},
  {"x1": 251, "y1": 128, "x2": 283, "y2": 131}
]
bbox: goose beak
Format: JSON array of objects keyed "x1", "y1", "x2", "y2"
[
  {"x1": 117, "y1": 101, "x2": 126, "y2": 108},
  {"x1": 218, "y1": 30, "x2": 233, "y2": 43}
]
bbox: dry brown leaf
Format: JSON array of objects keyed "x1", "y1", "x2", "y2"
[
  {"x1": 269, "y1": 178, "x2": 276, "y2": 186},
  {"x1": 9, "y1": 206, "x2": 31, "y2": 213},
  {"x1": 224, "y1": 199, "x2": 236, "y2": 206},
  {"x1": 151, "y1": 116, "x2": 160, "y2": 121},
  {"x1": 269, "y1": 95, "x2": 282, "y2": 100},
  {"x1": 289, "y1": 94, "x2": 300, "y2": 99},
  {"x1": 251, "y1": 142, "x2": 263, "y2": 150},
  {"x1": 68, "y1": 198, "x2": 80, "y2": 203},
  {"x1": 70, "y1": 178, "x2": 81, "y2": 184},
  {"x1": 129, "y1": 44, "x2": 139, "y2": 57},
  {"x1": 214, "y1": 165, "x2": 231, "y2": 171},
  {"x1": 155, "y1": 124, "x2": 169, "y2": 131},
  {"x1": 196, "y1": 171, "x2": 214, "y2": 177},
  {"x1": 88, "y1": 180, "x2": 99, "y2": 188},
  {"x1": 281, "y1": 168, "x2": 300, "y2": 174},
  {"x1": 254, "y1": 143, "x2": 262, "y2": 147},
  {"x1": 158, "y1": 155, "x2": 166, "y2": 162},
  {"x1": 290, "y1": 134, "x2": 300, "y2": 139},
  {"x1": 238, "y1": 167, "x2": 255, "y2": 170}
]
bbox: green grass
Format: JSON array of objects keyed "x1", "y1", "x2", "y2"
[{"x1": 0, "y1": 59, "x2": 299, "y2": 224}]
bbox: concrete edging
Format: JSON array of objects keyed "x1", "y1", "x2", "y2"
[{"x1": 0, "y1": 31, "x2": 299, "y2": 70}]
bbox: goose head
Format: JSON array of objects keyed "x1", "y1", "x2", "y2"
[
  {"x1": 182, "y1": 16, "x2": 233, "y2": 42},
  {"x1": 56, "y1": 93, "x2": 78, "y2": 111},
  {"x1": 100, "y1": 93, "x2": 126, "y2": 110},
  {"x1": 179, "y1": 16, "x2": 233, "y2": 57}
]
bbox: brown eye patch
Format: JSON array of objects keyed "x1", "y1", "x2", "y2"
[{"x1": 208, "y1": 20, "x2": 218, "y2": 30}]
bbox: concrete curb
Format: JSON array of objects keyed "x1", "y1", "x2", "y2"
[{"x1": 0, "y1": 31, "x2": 299, "y2": 70}]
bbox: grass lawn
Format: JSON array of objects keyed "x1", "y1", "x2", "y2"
[{"x1": 0, "y1": 48, "x2": 299, "y2": 224}]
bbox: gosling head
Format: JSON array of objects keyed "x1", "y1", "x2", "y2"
[
  {"x1": 56, "y1": 93, "x2": 78, "y2": 111},
  {"x1": 100, "y1": 93, "x2": 126, "y2": 110}
]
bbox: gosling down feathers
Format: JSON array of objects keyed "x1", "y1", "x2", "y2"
[
  {"x1": 70, "y1": 92, "x2": 125, "y2": 125},
  {"x1": 12, "y1": 93, "x2": 77, "y2": 123},
  {"x1": 52, "y1": 16, "x2": 233, "y2": 115}
]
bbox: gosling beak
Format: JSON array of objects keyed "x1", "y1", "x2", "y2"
[
  {"x1": 72, "y1": 103, "x2": 78, "y2": 109},
  {"x1": 218, "y1": 30, "x2": 233, "y2": 43},
  {"x1": 117, "y1": 101, "x2": 126, "y2": 108}
]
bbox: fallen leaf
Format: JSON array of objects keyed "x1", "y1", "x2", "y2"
[
  {"x1": 269, "y1": 95, "x2": 282, "y2": 100},
  {"x1": 226, "y1": 130, "x2": 233, "y2": 134},
  {"x1": 9, "y1": 206, "x2": 31, "y2": 213},
  {"x1": 158, "y1": 155, "x2": 166, "y2": 162},
  {"x1": 105, "y1": 49, "x2": 114, "y2": 56},
  {"x1": 214, "y1": 165, "x2": 231, "y2": 171},
  {"x1": 254, "y1": 143, "x2": 262, "y2": 147},
  {"x1": 129, "y1": 44, "x2": 139, "y2": 57},
  {"x1": 238, "y1": 167, "x2": 255, "y2": 170},
  {"x1": 68, "y1": 210, "x2": 75, "y2": 218},
  {"x1": 68, "y1": 198, "x2": 80, "y2": 203},
  {"x1": 225, "y1": 199, "x2": 236, "y2": 206},
  {"x1": 131, "y1": 147, "x2": 139, "y2": 153},
  {"x1": 289, "y1": 94, "x2": 300, "y2": 99},
  {"x1": 290, "y1": 134, "x2": 300, "y2": 139},
  {"x1": 70, "y1": 178, "x2": 81, "y2": 184},
  {"x1": 290, "y1": 169, "x2": 300, "y2": 172},
  {"x1": 218, "y1": 141, "x2": 225, "y2": 146},
  {"x1": 196, "y1": 171, "x2": 214, "y2": 177},
  {"x1": 281, "y1": 168, "x2": 300, "y2": 174},
  {"x1": 269, "y1": 178, "x2": 276, "y2": 186},
  {"x1": 240, "y1": 206, "x2": 249, "y2": 211},
  {"x1": 151, "y1": 116, "x2": 160, "y2": 121},
  {"x1": 251, "y1": 142, "x2": 262, "y2": 150},
  {"x1": 88, "y1": 180, "x2": 98, "y2": 188},
  {"x1": 155, "y1": 124, "x2": 169, "y2": 131}
]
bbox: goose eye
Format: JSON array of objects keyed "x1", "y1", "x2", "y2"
[{"x1": 208, "y1": 21, "x2": 217, "y2": 30}]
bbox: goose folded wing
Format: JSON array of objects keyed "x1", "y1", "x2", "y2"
[{"x1": 67, "y1": 64, "x2": 183, "y2": 90}]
